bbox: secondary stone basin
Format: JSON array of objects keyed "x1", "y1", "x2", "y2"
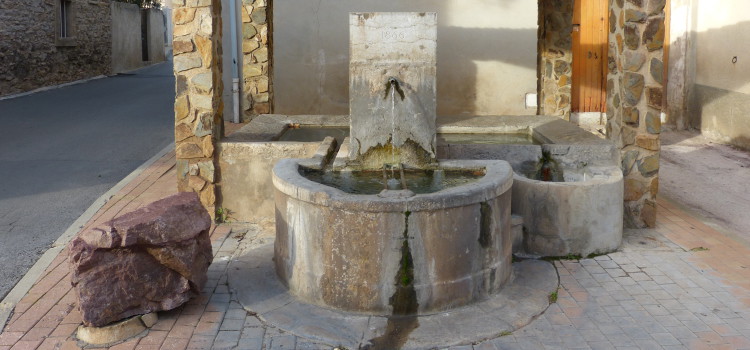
[
  {"x1": 272, "y1": 158, "x2": 514, "y2": 315},
  {"x1": 512, "y1": 166, "x2": 624, "y2": 257}
]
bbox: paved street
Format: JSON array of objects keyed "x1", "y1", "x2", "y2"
[
  {"x1": 2, "y1": 143, "x2": 750, "y2": 349},
  {"x1": 0, "y1": 62, "x2": 175, "y2": 300}
]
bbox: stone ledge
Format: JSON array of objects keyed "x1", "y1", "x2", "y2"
[{"x1": 76, "y1": 313, "x2": 158, "y2": 346}]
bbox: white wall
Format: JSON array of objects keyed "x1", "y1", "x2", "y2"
[
  {"x1": 692, "y1": 0, "x2": 750, "y2": 94},
  {"x1": 667, "y1": 0, "x2": 750, "y2": 148},
  {"x1": 272, "y1": 0, "x2": 538, "y2": 116}
]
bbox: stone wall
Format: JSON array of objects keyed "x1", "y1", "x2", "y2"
[
  {"x1": 111, "y1": 2, "x2": 142, "y2": 73},
  {"x1": 0, "y1": 0, "x2": 112, "y2": 97},
  {"x1": 606, "y1": 0, "x2": 665, "y2": 228},
  {"x1": 538, "y1": 0, "x2": 574, "y2": 119},
  {"x1": 172, "y1": 0, "x2": 223, "y2": 217},
  {"x1": 240, "y1": 0, "x2": 272, "y2": 119}
]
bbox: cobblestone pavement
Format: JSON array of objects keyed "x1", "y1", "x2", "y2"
[{"x1": 2, "y1": 151, "x2": 750, "y2": 349}]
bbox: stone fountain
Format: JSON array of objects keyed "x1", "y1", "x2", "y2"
[
  {"x1": 228, "y1": 12, "x2": 558, "y2": 348},
  {"x1": 272, "y1": 12, "x2": 515, "y2": 315}
]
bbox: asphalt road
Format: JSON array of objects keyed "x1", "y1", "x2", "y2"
[{"x1": 0, "y1": 62, "x2": 175, "y2": 300}]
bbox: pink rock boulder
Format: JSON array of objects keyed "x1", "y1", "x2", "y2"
[{"x1": 69, "y1": 192, "x2": 213, "y2": 327}]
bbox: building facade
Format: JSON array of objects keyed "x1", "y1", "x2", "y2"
[{"x1": 0, "y1": 0, "x2": 113, "y2": 96}]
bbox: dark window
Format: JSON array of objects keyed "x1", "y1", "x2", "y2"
[{"x1": 60, "y1": 0, "x2": 72, "y2": 38}]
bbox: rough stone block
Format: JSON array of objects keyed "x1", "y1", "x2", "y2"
[
  {"x1": 173, "y1": 8, "x2": 196, "y2": 25},
  {"x1": 648, "y1": 0, "x2": 666, "y2": 15},
  {"x1": 191, "y1": 73, "x2": 212, "y2": 93},
  {"x1": 635, "y1": 134, "x2": 659, "y2": 151},
  {"x1": 174, "y1": 53, "x2": 202, "y2": 72},
  {"x1": 623, "y1": 50, "x2": 646, "y2": 71},
  {"x1": 69, "y1": 193, "x2": 212, "y2": 327},
  {"x1": 643, "y1": 18, "x2": 665, "y2": 51},
  {"x1": 242, "y1": 39, "x2": 260, "y2": 53},
  {"x1": 637, "y1": 153, "x2": 659, "y2": 177},
  {"x1": 625, "y1": 9, "x2": 647, "y2": 23},
  {"x1": 242, "y1": 22, "x2": 257, "y2": 38},
  {"x1": 176, "y1": 142, "x2": 205, "y2": 159},
  {"x1": 623, "y1": 72, "x2": 645, "y2": 106},
  {"x1": 175, "y1": 122, "x2": 193, "y2": 141},
  {"x1": 624, "y1": 23, "x2": 640, "y2": 50},
  {"x1": 621, "y1": 149, "x2": 639, "y2": 176},
  {"x1": 194, "y1": 35, "x2": 212, "y2": 68},
  {"x1": 623, "y1": 106, "x2": 640, "y2": 126},
  {"x1": 202, "y1": 135, "x2": 215, "y2": 157},
  {"x1": 646, "y1": 111, "x2": 661, "y2": 134},
  {"x1": 251, "y1": 7, "x2": 267, "y2": 24},
  {"x1": 175, "y1": 95, "x2": 190, "y2": 120},
  {"x1": 254, "y1": 47, "x2": 268, "y2": 62},
  {"x1": 243, "y1": 63, "x2": 263, "y2": 78},
  {"x1": 173, "y1": 38, "x2": 195, "y2": 55},
  {"x1": 646, "y1": 86, "x2": 663, "y2": 109},
  {"x1": 190, "y1": 93, "x2": 213, "y2": 110},
  {"x1": 649, "y1": 58, "x2": 664, "y2": 85}
]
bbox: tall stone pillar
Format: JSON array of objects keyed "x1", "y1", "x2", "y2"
[
  {"x1": 606, "y1": 0, "x2": 665, "y2": 227},
  {"x1": 240, "y1": 0, "x2": 272, "y2": 118},
  {"x1": 172, "y1": 0, "x2": 223, "y2": 217},
  {"x1": 538, "y1": 0, "x2": 574, "y2": 120}
]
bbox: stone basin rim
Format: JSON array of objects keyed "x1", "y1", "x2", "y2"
[
  {"x1": 513, "y1": 165, "x2": 624, "y2": 186},
  {"x1": 272, "y1": 158, "x2": 513, "y2": 212}
]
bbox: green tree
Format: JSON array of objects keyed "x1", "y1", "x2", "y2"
[{"x1": 113, "y1": 0, "x2": 161, "y2": 9}]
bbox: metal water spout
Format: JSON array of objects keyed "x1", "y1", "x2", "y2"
[{"x1": 384, "y1": 77, "x2": 405, "y2": 101}]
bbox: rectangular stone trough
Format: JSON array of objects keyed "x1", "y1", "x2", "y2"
[{"x1": 218, "y1": 115, "x2": 347, "y2": 222}]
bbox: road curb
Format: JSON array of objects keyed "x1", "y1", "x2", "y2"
[
  {"x1": 0, "y1": 143, "x2": 175, "y2": 332},
  {"x1": 0, "y1": 76, "x2": 107, "y2": 101}
]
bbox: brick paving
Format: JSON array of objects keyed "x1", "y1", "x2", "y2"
[{"x1": 2, "y1": 151, "x2": 750, "y2": 349}]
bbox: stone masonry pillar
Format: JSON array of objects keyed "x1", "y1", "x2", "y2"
[
  {"x1": 538, "y1": 0, "x2": 574, "y2": 120},
  {"x1": 606, "y1": 0, "x2": 665, "y2": 228},
  {"x1": 172, "y1": 0, "x2": 223, "y2": 217},
  {"x1": 240, "y1": 0, "x2": 272, "y2": 119}
]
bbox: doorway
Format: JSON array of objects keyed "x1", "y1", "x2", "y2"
[{"x1": 571, "y1": 0, "x2": 609, "y2": 113}]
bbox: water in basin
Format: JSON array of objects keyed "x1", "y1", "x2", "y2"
[
  {"x1": 437, "y1": 133, "x2": 540, "y2": 145},
  {"x1": 277, "y1": 126, "x2": 350, "y2": 144},
  {"x1": 300, "y1": 167, "x2": 484, "y2": 195}
]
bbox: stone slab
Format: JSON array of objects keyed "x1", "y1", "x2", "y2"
[
  {"x1": 76, "y1": 313, "x2": 157, "y2": 346},
  {"x1": 228, "y1": 242, "x2": 558, "y2": 349}
]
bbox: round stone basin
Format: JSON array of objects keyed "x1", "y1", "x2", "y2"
[{"x1": 272, "y1": 159, "x2": 514, "y2": 315}]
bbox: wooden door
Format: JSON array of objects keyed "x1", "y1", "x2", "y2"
[{"x1": 572, "y1": 0, "x2": 609, "y2": 112}]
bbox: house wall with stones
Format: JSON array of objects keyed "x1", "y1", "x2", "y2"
[
  {"x1": 172, "y1": 0, "x2": 223, "y2": 217},
  {"x1": 0, "y1": 0, "x2": 113, "y2": 97},
  {"x1": 606, "y1": 0, "x2": 665, "y2": 228},
  {"x1": 667, "y1": 0, "x2": 750, "y2": 150},
  {"x1": 538, "y1": 0, "x2": 574, "y2": 120},
  {"x1": 174, "y1": 0, "x2": 666, "y2": 227}
]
